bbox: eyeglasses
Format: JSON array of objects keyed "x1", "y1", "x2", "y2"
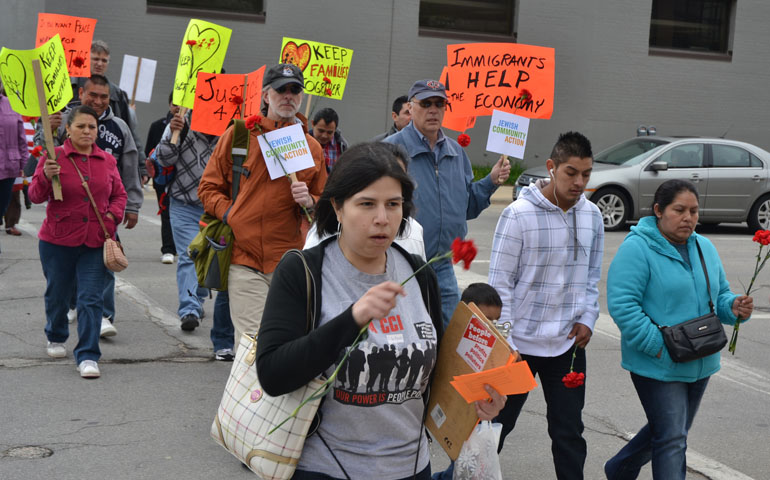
[
  {"x1": 416, "y1": 99, "x2": 446, "y2": 109},
  {"x1": 275, "y1": 84, "x2": 303, "y2": 95}
]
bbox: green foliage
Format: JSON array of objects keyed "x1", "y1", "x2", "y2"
[{"x1": 472, "y1": 157, "x2": 525, "y2": 186}]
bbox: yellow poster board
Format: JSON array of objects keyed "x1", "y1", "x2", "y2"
[
  {"x1": 0, "y1": 34, "x2": 73, "y2": 116},
  {"x1": 173, "y1": 19, "x2": 232, "y2": 109},
  {"x1": 279, "y1": 37, "x2": 352, "y2": 100}
]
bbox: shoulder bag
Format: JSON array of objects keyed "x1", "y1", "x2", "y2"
[
  {"x1": 68, "y1": 156, "x2": 128, "y2": 272},
  {"x1": 210, "y1": 249, "x2": 324, "y2": 480},
  {"x1": 649, "y1": 240, "x2": 727, "y2": 362}
]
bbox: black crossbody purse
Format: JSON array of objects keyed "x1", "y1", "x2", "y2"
[{"x1": 649, "y1": 241, "x2": 727, "y2": 363}]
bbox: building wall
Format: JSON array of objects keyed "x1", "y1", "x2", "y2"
[{"x1": 2, "y1": 0, "x2": 769, "y2": 168}]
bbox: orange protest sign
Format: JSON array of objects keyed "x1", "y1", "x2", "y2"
[
  {"x1": 445, "y1": 43, "x2": 555, "y2": 119},
  {"x1": 450, "y1": 360, "x2": 537, "y2": 403},
  {"x1": 36, "y1": 13, "x2": 97, "y2": 78},
  {"x1": 190, "y1": 73, "x2": 245, "y2": 136},
  {"x1": 439, "y1": 66, "x2": 477, "y2": 132},
  {"x1": 243, "y1": 66, "x2": 265, "y2": 118}
]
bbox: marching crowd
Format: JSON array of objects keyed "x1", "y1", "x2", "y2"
[{"x1": 0, "y1": 39, "x2": 757, "y2": 480}]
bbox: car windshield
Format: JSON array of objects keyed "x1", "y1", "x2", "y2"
[
  {"x1": 623, "y1": 145, "x2": 667, "y2": 166},
  {"x1": 594, "y1": 138, "x2": 669, "y2": 165}
]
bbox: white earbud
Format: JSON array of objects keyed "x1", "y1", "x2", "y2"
[{"x1": 549, "y1": 168, "x2": 555, "y2": 177}]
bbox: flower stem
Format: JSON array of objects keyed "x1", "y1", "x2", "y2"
[
  {"x1": 568, "y1": 344, "x2": 578, "y2": 372},
  {"x1": 728, "y1": 244, "x2": 769, "y2": 355}
]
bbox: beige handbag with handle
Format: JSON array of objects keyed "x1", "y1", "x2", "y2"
[{"x1": 68, "y1": 157, "x2": 128, "y2": 272}]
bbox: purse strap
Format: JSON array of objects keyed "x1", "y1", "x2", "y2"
[{"x1": 68, "y1": 156, "x2": 111, "y2": 240}]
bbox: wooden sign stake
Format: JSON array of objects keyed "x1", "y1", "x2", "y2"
[
  {"x1": 130, "y1": 57, "x2": 142, "y2": 107},
  {"x1": 304, "y1": 95, "x2": 313, "y2": 120},
  {"x1": 31, "y1": 59, "x2": 63, "y2": 201}
]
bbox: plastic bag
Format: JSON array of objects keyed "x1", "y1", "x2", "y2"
[{"x1": 453, "y1": 421, "x2": 503, "y2": 480}]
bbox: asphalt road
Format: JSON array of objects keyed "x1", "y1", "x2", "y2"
[{"x1": 0, "y1": 187, "x2": 767, "y2": 479}]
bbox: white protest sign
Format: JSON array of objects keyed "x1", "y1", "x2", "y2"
[
  {"x1": 119, "y1": 54, "x2": 157, "y2": 104},
  {"x1": 486, "y1": 109, "x2": 530, "y2": 159},
  {"x1": 256, "y1": 123, "x2": 315, "y2": 180},
  {"x1": 455, "y1": 316, "x2": 497, "y2": 373}
]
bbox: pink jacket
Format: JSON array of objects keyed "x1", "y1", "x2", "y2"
[
  {"x1": 0, "y1": 95, "x2": 27, "y2": 180},
  {"x1": 29, "y1": 139, "x2": 127, "y2": 248}
]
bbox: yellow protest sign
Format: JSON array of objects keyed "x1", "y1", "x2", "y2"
[
  {"x1": 173, "y1": 19, "x2": 232, "y2": 109},
  {"x1": 279, "y1": 37, "x2": 352, "y2": 100},
  {"x1": 0, "y1": 34, "x2": 73, "y2": 116}
]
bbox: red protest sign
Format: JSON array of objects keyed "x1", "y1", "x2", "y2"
[
  {"x1": 36, "y1": 13, "x2": 97, "y2": 78},
  {"x1": 190, "y1": 73, "x2": 245, "y2": 136},
  {"x1": 445, "y1": 43, "x2": 555, "y2": 119},
  {"x1": 440, "y1": 66, "x2": 477, "y2": 132},
  {"x1": 243, "y1": 66, "x2": 265, "y2": 118}
]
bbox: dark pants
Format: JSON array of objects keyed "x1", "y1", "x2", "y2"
[
  {"x1": 154, "y1": 181, "x2": 176, "y2": 255},
  {"x1": 494, "y1": 347, "x2": 587, "y2": 480},
  {"x1": 0, "y1": 178, "x2": 14, "y2": 220},
  {"x1": 4, "y1": 189, "x2": 21, "y2": 228},
  {"x1": 604, "y1": 373, "x2": 709, "y2": 480},
  {"x1": 211, "y1": 290, "x2": 234, "y2": 351},
  {"x1": 292, "y1": 465, "x2": 430, "y2": 480}
]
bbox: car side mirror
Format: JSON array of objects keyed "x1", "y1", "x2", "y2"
[{"x1": 650, "y1": 161, "x2": 668, "y2": 171}]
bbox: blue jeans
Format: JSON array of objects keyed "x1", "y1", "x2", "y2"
[
  {"x1": 431, "y1": 260, "x2": 460, "y2": 329},
  {"x1": 169, "y1": 198, "x2": 208, "y2": 318},
  {"x1": 211, "y1": 289, "x2": 234, "y2": 351},
  {"x1": 604, "y1": 373, "x2": 710, "y2": 480},
  {"x1": 39, "y1": 240, "x2": 105, "y2": 364},
  {"x1": 494, "y1": 347, "x2": 587, "y2": 480},
  {"x1": 67, "y1": 231, "x2": 118, "y2": 322},
  {"x1": 431, "y1": 461, "x2": 454, "y2": 480}
]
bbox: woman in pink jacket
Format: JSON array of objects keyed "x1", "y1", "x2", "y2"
[
  {"x1": 29, "y1": 105, "x2": 127, "y2": 379},
  {"x1": 0, "y1": 85, "x2": 28, "y2": 250}
]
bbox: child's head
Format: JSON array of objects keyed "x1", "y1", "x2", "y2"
[{"x1": 461, "y1": 283, "x2": 502, "y2": 322}]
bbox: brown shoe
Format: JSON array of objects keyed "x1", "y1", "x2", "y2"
[{"x1": 5, "y1": 227, "x2": 21, "y2": 236}]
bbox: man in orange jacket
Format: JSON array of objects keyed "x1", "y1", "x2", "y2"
[{"x1": 198, "y1": 63, "x2": 327, "y2": 345}]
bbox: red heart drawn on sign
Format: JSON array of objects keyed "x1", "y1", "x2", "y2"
[
  {"x1": 0, "y1": 54, "x2": 28, "y2": 109},
  {"x1": 280, "y1": 41, "x2": 311, "y2": 72},
  {"x1": 185, "y1": 25, "x2": 222, "y2": 81}
]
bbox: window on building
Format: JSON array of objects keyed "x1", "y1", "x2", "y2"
[
  {"x1": 649, "y1": 0, "x2": 733, "y2": 55},
  {"x1": 419, "y1": 0, "x2": 515, "y2": 37},
  {"x1": 147, "y1": 0, "x2": 264, "y2": 16}
]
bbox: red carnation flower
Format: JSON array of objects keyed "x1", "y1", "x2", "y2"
[
  {"x1": 457, "y1": 133, "x2": 471, "y2": 147},
  {"x1": 325, "y1": 88, "x2": 333, "y2": 96},
  {"x1": 562, "y1": 371, "x2": 585, "y2": 388},
  {"x1": 245, "y1": 114, "x2": 261, "y2": 130},
  {"x1": 323, "y1": 76, "x2": 331, "y2": 84},
  {"x1": 186, "y1": 39, "x2": 197, "y2": 46},
  {"x1": 753, "y1": 230, "x2": 770, "y2": 246},
  {"x1": 31, "y1": 145, "x2": 44, "y2": 158},
  {"x1": 72, "y1": 57, "x2": 85, "y2": 68},
  {"x1": 451, "y1": 237, "x2": 477, "y2": 270},
  {"x1": 231, "y1": 95, "x2": 244, "y2": 105},
  {"x1": 519, "y1": 89, "x2": 532, "y2": 101}
]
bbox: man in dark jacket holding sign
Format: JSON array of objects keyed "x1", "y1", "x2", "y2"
[{"x1": 198, "y1": 63, "x2": 327, "y2": 348}]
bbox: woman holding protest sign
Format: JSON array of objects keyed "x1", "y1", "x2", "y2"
[
  {"x1": 0, "y1": 82, "x2": 28, "y2": 251},
  {"x1": 256, "y1": 142, "x2": 506, "y2": 479},
  {"x1": 29, "y1": 105, "x2": 126, "y2": 379}
]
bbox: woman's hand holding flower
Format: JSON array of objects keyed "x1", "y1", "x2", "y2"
[
  {"x1": 351, "y1": 281, "x2": 406, "y2": 328},
  {"x1": 732, "y1": 295, "x2": 753, "y2": 319}
]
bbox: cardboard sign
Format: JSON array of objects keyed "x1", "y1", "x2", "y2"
[
  {"x1": 243, "y1": 66, "x2": 265, "y2": 118},
  {"x1": 486, "y1": 109, "x2": 530, "y2": 159},
  {"x1": 190, "y1": 73, "x2": 246, "y2": 136},
  {"x1": 279, "y1": 37, "x2": 353, "y2": 100},
  {"x1": 119, "y1": 55, "x2": 157, "y2": 104},
  {"x1": 425, "y1": 302, "x2": 517, "y2": 460},
  {"x1": 445, "y1": 42, "x2": 555, "y2": 119},
  {"x1": 35, "y1": 13, "x2": 97, "y2": 78},
  {"x1": 0, "y1": 35, "x2": 73, "y2": 116},
  {"x1": 439, "y1": 66, "x2": 476, "y2": 132},
  {"x1": 256, "y1": 123, "x2": 315, "y2": 180},
  {"x1": 173, "y1": 19, "x2": 232, "y2": 110}
]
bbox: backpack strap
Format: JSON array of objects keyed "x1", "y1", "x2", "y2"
[{"x1": 222, "y1": 119, "x2": 250, "y2": 224}]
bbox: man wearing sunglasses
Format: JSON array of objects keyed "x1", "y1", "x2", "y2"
[
  {"x1": 384, "y1": 79, "x2": 511, "y2": 327},
  {"x1": 199, "y1": 63, "x2": 327, "y2": 346}
]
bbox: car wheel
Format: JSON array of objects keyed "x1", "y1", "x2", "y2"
[
  {"x1": 592, "y1": 188, "x2": 630, "y2": 231},
  {"x1": 748, "y1": 194, "x2": 770, "y2": 231}
]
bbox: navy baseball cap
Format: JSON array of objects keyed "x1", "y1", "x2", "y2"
[
  {"x1": 263, "y1": 63, "x2": 304, "y2": 89},
  {"x1": 408, "y1": 79, "x2": 447, "y2": 101}
]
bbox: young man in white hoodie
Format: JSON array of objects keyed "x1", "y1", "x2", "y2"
[{"x1": 488, "y1": 132, "x2": 603, "y2": 480}]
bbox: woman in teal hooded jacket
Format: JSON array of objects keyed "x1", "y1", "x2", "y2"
[{"x1": 604, "y1": 179, "x2": 753, "y2": 480}]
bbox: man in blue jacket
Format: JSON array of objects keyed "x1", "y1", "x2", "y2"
[{"x1": 384, "y1": 79, "x2": 510, "y2": 326}]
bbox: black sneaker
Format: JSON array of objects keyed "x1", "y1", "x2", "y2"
[
  {"x1": 180, "y1": 314, "x2": 199, "y2": 331},
  {"x1": 215, "y1": 348, "x2": 235, "y2": 361}
]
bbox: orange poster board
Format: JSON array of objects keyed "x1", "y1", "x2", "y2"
[
  {"x1": 36, "y1": 13, "x2": 97, "y2": 78},
  {"x1": 190, "y1": 73, "x2": 246, "y2": 136},
  {"x1": 445, "y1": 43, "x2": 555, "y2": 119},
  {"x1": 243, "y1": 66, "x2": 265, "y2": 118},
  {"x1": 440, "y1": 66, "x2": 477, "y2": 132}
]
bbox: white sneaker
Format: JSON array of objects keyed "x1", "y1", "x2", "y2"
[
  {"x1": 161, "y1": 253, "x2": 174, "y2": 264},
  {"x1": 66, "y1": 308, "x2": 76, "y2": 324},
  {"x1": 77, "y1": 360, "x2": 100, "y2": 378},
  {"x1": 46, "y1": 341, "x2": 66, "y2": 358},
  {"x1": 100, "y1": 317, "x2": 117, "y2": 338}
]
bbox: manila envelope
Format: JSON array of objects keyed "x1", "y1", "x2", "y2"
[{"x1": 425, "y1": 301, "x2": 516, "y2": 460}]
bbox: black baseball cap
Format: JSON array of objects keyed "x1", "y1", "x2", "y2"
[{"x1": 263, "y1": 63, "x2": 304, "y2": 89}]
